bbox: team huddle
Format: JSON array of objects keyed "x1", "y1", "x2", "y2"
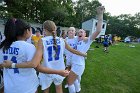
[{"x1": 0, "y1": 6, "x2": 104, "y2": 93}]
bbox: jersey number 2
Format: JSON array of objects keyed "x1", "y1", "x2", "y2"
[{"x1": 4, "y1": 56, "x2": 19, "y2": 74}]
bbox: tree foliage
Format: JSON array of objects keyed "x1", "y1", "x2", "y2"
[
  {"x1": 0, "y1": 0, "x2": 140, "y2": 37},
  {"x1": 106, "y1": 14, "x2": 140, "y2": 38}
]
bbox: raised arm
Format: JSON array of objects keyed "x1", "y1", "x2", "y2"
[
  {"x1": 91, "y1": 6, "x2": 105, "y2": 40},
  {"x1": 65, "y1": 40, "x2": 87, "y2": 57}
]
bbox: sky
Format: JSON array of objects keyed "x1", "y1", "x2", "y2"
[
  {"x1": 73, "y1": 0, "x2": 140, "y2": 16},
  {"x1": 98, "y1": 0, "x2": 140, "y2": 16}
]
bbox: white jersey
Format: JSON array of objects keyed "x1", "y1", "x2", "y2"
[
  {"x1": 65, "y1": 36, "x2": 77, "y2": 56},
  {"x1": 72, "y1": 36, "x2": 93, "y2": 66},
  {"x1": 26, "y1": 34, "x2": 34, "y2": 44},
  {"x1": 0, "y1": 41, "x2": 39, "y2": 93},
  {"x1": 41, "y1": 36, "x2": 65, "y2": 70},
  {"x1": 65, "y1": 36, "x2": 78, "y2": 66},
  {"x1": 26, "y1": 36, "x2": 32, "y2": 44}
]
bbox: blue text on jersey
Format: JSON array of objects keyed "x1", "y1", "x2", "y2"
[
  {"x1": 46, "y1": 39, "x2": 60, "y2": 45},
  {"x1": 3, "y1": 47, "x2": 19, "y2": 55},
  {"x1": 77, "y1": 41, "x2": 82, "y2": 45}
]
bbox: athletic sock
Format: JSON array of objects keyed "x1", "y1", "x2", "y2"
[
  {"x1": 68, "y1": 84, "x2": 76, "y2": 93},
  {"x1": 74, "y1": 79, "x2": 81, "y2": 92}
]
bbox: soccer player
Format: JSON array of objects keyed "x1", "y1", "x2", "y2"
[
  {"x1": 1, "y1": 20, "x2": 87, "y2": 93},
  {"x1": 67, "y1": 6, "x2": 105, "y2": 93},
  {"x1": 64, "y1": 27, "x2": 77, "y2": 88},
  {"x1": 31, "y1": 29, "x2": 43, "y2": 47},
  {"x1": 0, "y1": 18, "x2": 39, "y2": 93},
  {"x1": 103, "y1": 35, "x2": 109, "y2": 52},
  {"x1": 65, "y1": 27, "x2": 77, "y2": 71}
]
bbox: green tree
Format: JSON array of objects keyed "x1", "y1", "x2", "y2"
[
  {"x1": 106, "y1": 13, "x2": 140, "y2": 38},
  {"x1": 74, "y1": 0, "x2": 101, "y2": 27}
]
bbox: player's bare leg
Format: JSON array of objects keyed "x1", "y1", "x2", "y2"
[
  {"x1": 55, "y1": 84, "x2": 63, "y2": 93},
  {"x1": 43, "y1": 87, "x2": 49, "y2": 93}
]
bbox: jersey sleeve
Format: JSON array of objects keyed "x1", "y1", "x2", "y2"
[
  {"x1": 83, "y1": 36, "x2": 93, "y2": 52},
  {"x1": 87, "y1": 36, "x2": 93, "y2": 45},
  {"x1": 25, "y1": 44, "x2": 36, "y2": 61},
  {"x1": 60, "y1": 38, "x2": 65, "y2": 54}
]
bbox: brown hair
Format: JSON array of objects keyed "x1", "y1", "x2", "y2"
[{"x1": 43, "y1": 20, "x2": 58, "y2": 57}]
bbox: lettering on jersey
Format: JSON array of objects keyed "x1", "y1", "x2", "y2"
[
  {"x1": 47, "y1": 45, "x2": 61, "y2": 62},
  {"x1": 74, "y1": 45, "x2": 77, "y2": 50},
  {"x1": 3, "y1": 47, "x2": 19, "y2": 55},
  {"x1": 77, "y1": 41, "x2": 82, "y2": 45},
  {"x1": 69, "y1": 43, "x2": 77, "y2": 49},
  {"x1": 69, "y1": 43, "x2": 76, "y2": 47},
  {"x1": 46, "y1": 39, "x2": 60, "y2": 45}
]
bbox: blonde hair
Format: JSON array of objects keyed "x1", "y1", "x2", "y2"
[
  {"x1": 43, "y1": 20, "x2": 58, "y2": 58},
  {"x1": 76, "y1": 29, "x2": 85, "y2": 35},
  {"x1": 68, "y1": 27, "x2": 76, "y2": 31},
  {"x1": 43, "y1": 20, "x2": 56, "y2": 32},
  {"x1": 78, "y1": 29, "x2": 85, "y2": 32}
]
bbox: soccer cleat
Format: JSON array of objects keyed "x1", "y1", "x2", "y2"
[{"x1": 76, "y1": 92, "x2": 80, "y2": 93}]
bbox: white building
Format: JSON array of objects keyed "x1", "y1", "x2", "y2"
[
  {"x1": 0, "y1": 19, "x2": 42, "y2": 34},
  {"x1": 82, "y1": 18, "x2": 107, "y2": 37}
]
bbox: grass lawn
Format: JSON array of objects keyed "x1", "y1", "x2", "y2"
[{"x1": 39, "y1": 42, "x2": 140, "y2": 93}]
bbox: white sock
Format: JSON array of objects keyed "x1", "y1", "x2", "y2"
[
  {"x1": 74, "y1": 79, "x2": 81, "y2": 92},
  {"x1": 65, "y1": 84, "x2": 68, "y2": 88},
  {"x1": 77, "y1": 76, "x2": 81, "y2": 83},
  {"x1": 68, "y1": 84, "x2": 76, "y2": 93}
]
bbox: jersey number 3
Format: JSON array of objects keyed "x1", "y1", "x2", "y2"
[
  {"x1": 4, "y1": 56, "x2": 19, "y2": 74},
  {"x1": 47, "y1": 45, "x2": 60, "y2": 62}
]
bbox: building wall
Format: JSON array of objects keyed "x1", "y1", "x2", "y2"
[
  {"x1": 0, "y1": 19, "x2": 80, "y2": 36},
  {"x1": 82, "y1": 18, "x2": 107, "y2": 37},
  {"x1": 82, "y1": 19, "x2": 93, "y2": 31}
]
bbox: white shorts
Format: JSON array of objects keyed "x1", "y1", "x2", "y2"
[
  {"x1": 66, "y1": 55, "x2": 72, "y2": 67},
  {"x1": 38, "y1": 73, "x2": 65, "y2": 90},
  {"x1": 71, "y1": 64, "x2": 85, "y2": 76}
]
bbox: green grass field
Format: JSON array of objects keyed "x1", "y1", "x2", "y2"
[{"x1": 39, "y1": 42, "x2": 140, "y2": 93}]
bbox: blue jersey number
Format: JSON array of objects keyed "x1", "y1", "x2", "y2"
[
  {"x1": 47, "y1": 45, "x2": 60, "y2": 62},
  {"x1": 3, "y1": 56, "x2": 19, "y2": 74}
]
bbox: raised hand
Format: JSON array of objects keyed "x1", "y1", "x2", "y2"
[
  {"x1": 97, "y1": 6, "x2": 105, "y2": 15},
  {"x1": 58, "y1": 70, "x2": 70, "y2": 77}
]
